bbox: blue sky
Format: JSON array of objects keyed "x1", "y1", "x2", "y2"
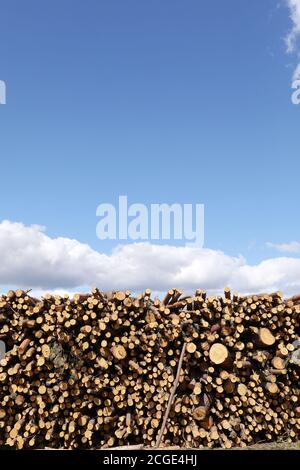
[{"x1": 0, "y1": 0, "x2": 300, "y2": 295}]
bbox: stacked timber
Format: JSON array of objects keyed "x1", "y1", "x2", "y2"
[{"x1": 0, "y1": 287, "x2": 299, "y2": 449}]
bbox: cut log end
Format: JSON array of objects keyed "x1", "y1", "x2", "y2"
[
  {"x1": 111, "y1": 345, "x2": 127, "y2": 360},
  {"x1": 259, "y1": 328, "x2": 275, "y2": 347},
  {"x1": 193, "y1": 406, "x2": 208, "y2": 421},
  {"x1": 209, "y1": 343, "x2": 229, "y2": 365}
]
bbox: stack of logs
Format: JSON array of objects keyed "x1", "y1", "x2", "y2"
[{"x1": 0, "y1": 287, "x2": 299, "y2": 449}]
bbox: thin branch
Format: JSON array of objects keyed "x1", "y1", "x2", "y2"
[{"x1": 156, "y1": 342, "x2": 187, "y2": 448}]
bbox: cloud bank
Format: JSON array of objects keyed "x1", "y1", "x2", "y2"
[{"x1": 0, "y1": 220, "x2": 300, "y2": 297}]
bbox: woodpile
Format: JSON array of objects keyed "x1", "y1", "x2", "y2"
[{"x1": 0, "y1": 287, "x2": 299, "y2": 449}]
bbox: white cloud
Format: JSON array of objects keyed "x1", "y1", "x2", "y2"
[
  {"x1": 1, "y1": 220, "x2": 300, "y2": 297},
  {"x1": 285, "y1": 0, "x2": 300, "y2": 80},
  {"x1": 266, "y1": 240, "x2": 300, "y2": 253},
  {"x1": 285, "y1": 0, "x2": 300, "y2": 53},
  {"x1": 231, "y1": 257, "x2": 300, "y2": 294}
]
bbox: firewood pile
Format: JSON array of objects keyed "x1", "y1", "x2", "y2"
[{"x1": 0, "y1": 288, "x2": 299, "y2": 449}]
